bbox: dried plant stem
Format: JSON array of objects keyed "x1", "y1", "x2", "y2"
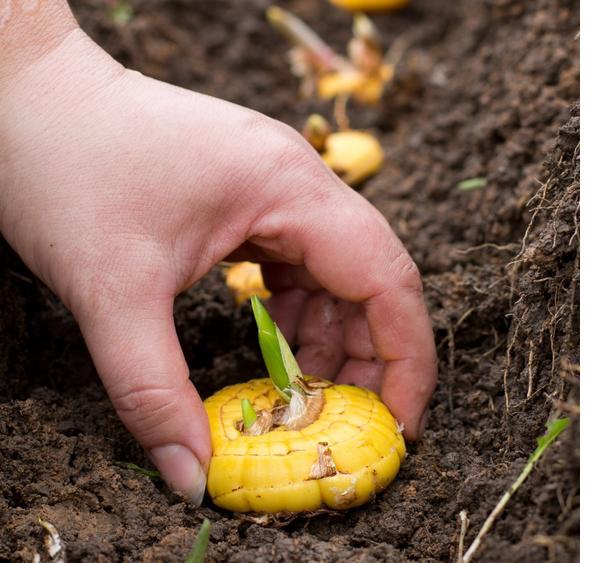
[
  {"x1": 503, "y1": 318, "x2": 521, "y2": 414},
  {"x1": 461, "y1": 418, "x2": 570, "y2": 563},
  {"x1": 334, "y1": 94, "x2": 350, "y2": 130},
  {"x1": 267, "y1": 7, "x2": 347, "y2": 72},
  {"x1": 462, "y1": 467, "x2": 531, "y2": 563},
  {"x1": 457, "y1": 510, "x2": 469, "y2": 563}
]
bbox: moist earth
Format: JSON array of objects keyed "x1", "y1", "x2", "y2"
[{"x1": 0, "y1": 0, "x2": 579, "y2": 561}]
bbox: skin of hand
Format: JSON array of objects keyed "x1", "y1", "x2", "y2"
[{"x1": 0, "y1": 4, "x2": 437, "y2": 505}]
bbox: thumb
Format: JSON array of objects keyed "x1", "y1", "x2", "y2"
[{"x1": 77, "y1": 294, "x2": 211, "y2": 505}]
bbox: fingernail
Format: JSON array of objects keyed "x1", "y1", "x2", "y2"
[
  {"x1": 149, "y1": 444, "x2": 206, "y2": 506},
  {"x1": 418, "y1": 410, "x2": 430, "y2": 438}
]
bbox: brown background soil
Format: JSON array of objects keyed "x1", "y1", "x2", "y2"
[{"x1": 0, "y1": 0, "x2": 579, "y2": 561}]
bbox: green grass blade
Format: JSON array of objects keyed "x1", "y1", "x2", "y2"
[
  {"x1": 241, "y1": 398, "x2": 258, "y2": 430},
  {"x1": 185, "y1": 518, "x2": 211, "y2": 563},
  {"x1": 109, "y1": 1, "x2": 134, "y2": 25},
  {"x1": 529, "y1": 417, "x2": 571, "y2": 463},
  {"x1": 462, "y1": 416, "x2": 571, "y2": 563},
  {"x1": 250, "y1": 296, "x2": 291, "y2": 400},
  {"x1": 457, "y1": 177, "x2": 487, "y2": 191},
  {"x1": 115, "y1": 462, "x2": 161, "y2": 480}
]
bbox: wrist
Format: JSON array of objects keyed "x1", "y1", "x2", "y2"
[
  {"x1": 0, "y1": 0, "x2": 124, "y2": 180},
  {"x1": 0, "y1": 16, "x2": 125, "y2": 254},
  {"x1": 0, "y1": 24, "x2": 125, "y2": 173}
]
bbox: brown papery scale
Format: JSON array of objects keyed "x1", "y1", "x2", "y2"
[{"x1": 236, "y1": 379, "x2": 331, "y2": 435}]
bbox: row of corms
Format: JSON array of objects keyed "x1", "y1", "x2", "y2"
[
  {"x1": 226, "y1": 2, "x2": 409, "y2": 298},
  {"x1": 268, "y1": 5, "x2": 400, "y2": 186}
]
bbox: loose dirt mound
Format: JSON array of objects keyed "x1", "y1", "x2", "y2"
[{"x1": 0, "y1": 0, "x2": 579, "y2": 561}]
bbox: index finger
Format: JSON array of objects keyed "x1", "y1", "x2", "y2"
[{"x1": 250, "y1": 183, "x2": 437, "y2": 440}]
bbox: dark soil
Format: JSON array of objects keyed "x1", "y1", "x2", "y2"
[{"x1": 0, "y1": 0, "x2": 579, "y2": 561}]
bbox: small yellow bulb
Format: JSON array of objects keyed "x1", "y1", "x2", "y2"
[
  {"x1": 225, "y1": 262, "x2": 271, "y2": 305},
  {"x1": 303, "y1": 114, "x2": 333, "y2": 152},
  {"x1": 317, "y1": 65, "x2": 393, "y2": 105},
  {"x1": 329, "y1": 0, "x2": 410, "y2": 12},
  {"x1": 206, "y1": 378, "x2": 405, "y2": 513},
  {"x1": 321, "y1": 130, "x2": 384, "y2": 185}
]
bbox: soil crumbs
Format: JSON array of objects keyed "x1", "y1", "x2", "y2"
[{"x1": 0, "y1": 0, "x2": 579, "y2": 562}]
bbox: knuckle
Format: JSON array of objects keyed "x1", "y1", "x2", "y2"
[
  {"x1": 258, "y1": 119, "x2": 337, "y2": 189},
  {"x1": 390, "y1": 251, "x2": 423, "y2": 296},
  {"x1": 237, "y1": 115, "x2": 346, "y2": 213},
  {"x1": 268, "y1": 122, "x2": 316, "y2": 172},
  {"x1": 111, "y1": 383, "x2": 180, "y2": 435}
]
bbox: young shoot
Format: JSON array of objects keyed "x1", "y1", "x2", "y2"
[
  {"x1": 185, "y1": 518, "x2": 211, "y2": 563},
  {"x1": 461, "y1": 417, "x2": 571, "y2": 563},
  {"x1": 457, "y1": 177, "x2": 487, "y2": 191},
  {"x1": 107, "y1": 1, "x2": 134, "y2": 26},
  {"x1": 115, "y1": 461, "x2": 162, "y2": 481},
  {"x1": 241, "y1": 398, "x2": 258, "y2": 430},
  {"x1": 250, "y1": 295, "x2": 304, "y2": 402}
]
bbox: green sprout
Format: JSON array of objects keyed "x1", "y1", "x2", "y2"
[
  {"x1": 250, "y1": 296, "x2": 303, "y2": 402},
  {"x1": 461, "y1": 417, "x2": 571, "y2": 563},
  {"x1": 185, "y1": 518, "x2": 211, "y2": 563},
  {"x1": 457, "y1": 177, "x2": 487, "y2": 191},
  {"x1": 108, "y1": 1, "x2": 134, "y2": 26},
  {"x1": 241, "y1": 398, "x2": 258, "y2": 430},
  {"x1": 115, "y1": 461, "x2": 161, "y2": 481}
]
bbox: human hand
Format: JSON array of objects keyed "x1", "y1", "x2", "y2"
[{"x1": 0, "y1": 27, "x2": 436, "y2": 504}]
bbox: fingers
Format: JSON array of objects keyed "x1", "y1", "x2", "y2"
[
  {"x1": 336, "y1": 359, "x2": 384, "y2": 393},
  {"x1": 342, "y1": 305, "x2": 377, "y2": 361},
  {"x1": 261, "y1": 262, "x2": 321, "y2": 293},
  {"x1": 294, "y1": 292, "x2": 349, "y2": 379},
  {"x1": 77, "y1": 293, "x2": 211, "y2": 505},
  {"x1": 250, "y1": 177, "x2": 438, "y2": 440},
  {"x1": 261, "y1": 263, "x2": 315, "y2": 341},
  {"x1": 265, "y1": 287, "x2": 308, "y2": 342}
]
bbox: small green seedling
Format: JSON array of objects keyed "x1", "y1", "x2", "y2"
[
  {"x1": 457, "y1": 177, "x2": 487, "y2": 191},
  {"x1": 185, "y1": 519, "x2": 211, "y2": 563},
  {"x1": 115, "y1": 461, "x2": 161, "y2": 481},
  {"x1": 108, "y1": 1, "x2": 134, "y2": 26},
  {"x1": 461, "y1": 417, "x2": 571, "y2": 563},
  {"x1": 241, "y1": 398, "x2": 258, "y2": 430}
]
